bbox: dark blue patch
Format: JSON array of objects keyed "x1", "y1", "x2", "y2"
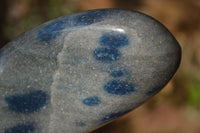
[
  {"x1": 100, "y1": 33, "x2": 129, "y2": 48},
  {"x1": 75, "y1": 121, "x2": 86, "y2": 127},
  {"x1": 74, "y1": 10, "x2": 107, "y2": 26},
  {"x1": 102, "y1": 110, "x2": 130, "y2": 122},
  {"x1": 93, "y1": 47, "x2": 121, "y2": 62},
  {"x1": 146, "y1": 87, "x2": 162, "y2": 96},
  {"x1": 109, "y1": 70, "x2": 125, "y2": 78},
  {"x1": 5, "y1": 90, "x2": 48, "y2": 113},
  {"x1": 37, "y1": 17, "x2": 69, "y2": 42},
  {"x1": 82, "y1": 96, "x2": 101, "y2": 106},
  {"x1": 4, "y1": 123, "x2": 35, "y2": 133},
  {"x1": 103, "y1": 80, "x2": 135, "y2": 95}
]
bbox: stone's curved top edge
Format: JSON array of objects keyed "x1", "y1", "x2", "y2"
[{"x1": 1, "y1": 9, "x2": 181, "y2": 49}]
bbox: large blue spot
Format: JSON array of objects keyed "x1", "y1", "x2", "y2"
[
  {"x1": 146, "y1": 87, "x2": 162, "y2": 96},
  {"x1": 37, "y1": 18, "x2": 69, "y2": 42},
  {"x1": 109, "y1": 70, "x2": 125, "y2": 78},
  {"x1": 82, "y1": 96, "x2": 101, "y2": 106},
  {"x1": 102, "y1": 110, "x2": 130, "y2": 122},
  {"x1": 74, "y1": 10, "x2": 107, "y2": 26},
  {"x1": 5, "y1": 90, "x2": 48, "y2": 113},
  {"x1": 93, "y1": 47, "x2": 121, "y2": 62},
  {"x1": 104, "y1": 80, "x2": 135, "y2": 95},
  {"x1": 5, "y1": 123, "x2": 35, "y2": 133},
  {"x1": 37, "y1": 9, "x2": 109, "y2": 42},
  {"x1": 100, "y1": 33, "x2": 129, "y2": 48}
]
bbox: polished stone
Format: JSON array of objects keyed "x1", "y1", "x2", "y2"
[{"x1": 0, "y1": 9, "x2": 181, "y2": 133}]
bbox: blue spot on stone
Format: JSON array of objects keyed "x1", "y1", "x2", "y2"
[
  {"x1": 74, "y1": 10, "x2": 107, "y2": 26},
  {"x1": 5, "y1": 90, "x2": 48, "y2": 113},
  {"x1": 146, "y1": 87, "x2": 162, "y2": 96},
  {"x1": 93, "y1": 47, "x2": 121, "y2": 62},
  {"x1": 75, "y1": 121, "x2": 86, "y2": 127},
  {"x1": 37, "y1": 18, "x2": 69, "y2": 42},
  {"x1": 104, "y1": 80, "x2": 135, "y2": 95},
  {"x1": 102, "y1": 110, "x2": 130, "y2": 122},
  {"x1": 110, "y1": 70, "x2": 125, "y2": 78},
  {"x1": 82, "y1": 96, "x2": 101, "y2": 106},
  {"x1": 100, "y1": 33, "x2": 129, "y2": 48},
  {"x1": 4, "y1": 123, "x2": 35, "y2": 133}
]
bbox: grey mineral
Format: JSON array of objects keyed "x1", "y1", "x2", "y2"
[{"x1": 0, "y1": 9, "x2": 181, "y2": 133}]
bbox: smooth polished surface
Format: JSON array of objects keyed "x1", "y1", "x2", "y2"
[{"x1": 0, "y1": 9, "x2": 181, "y2": 133}]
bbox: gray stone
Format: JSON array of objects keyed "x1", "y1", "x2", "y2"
[{"x1": 0, "y1": 9, "x2": 181, "y2": 133}]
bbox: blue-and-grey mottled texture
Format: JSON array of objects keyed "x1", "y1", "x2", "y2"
[{"x1": 0, "y1": 9, "x2": 181, "y2": 133}]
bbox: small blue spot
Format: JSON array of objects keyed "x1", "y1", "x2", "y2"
[
  {"x1": 74, "y1": 10, "x2": 107, "y2": 26},
  {"x1": 75, "y1": 121, "x2": 86, "y2": 127},
  {"x1": 104, "y1": 80, "x2": 135, "y2": 95},
  {"x1": 4, "y1": 123, "x2": 35, "y2": 133},
  {"x1": 146, "y1": 87, "x2": 162, "y2": 96},
  {"x1": 110, "y1": 70, "x2": 125, "y2": 78},
  {"x1": 82, "y1": 96, "x2": 101, "y2": 106},
  {"x1": 93, "y1": 47, "x2": 121, "y2": 62},
  {"x1": 37, "y1": 18, "x2": 69, "y2": 42},
  {"x1": 5, "y1": 90, "x2": 48, "y2": 113},
  {"x1": 102, "y1": 110, "x2": 130, "y2": 122},
  {"x1": 100, "y1": 33, "x2": 129, "y2": 48}
]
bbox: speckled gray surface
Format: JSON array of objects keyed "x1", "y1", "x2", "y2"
[{"x1": 0, "y1": 9, "x2": 181, "y2": 133}]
